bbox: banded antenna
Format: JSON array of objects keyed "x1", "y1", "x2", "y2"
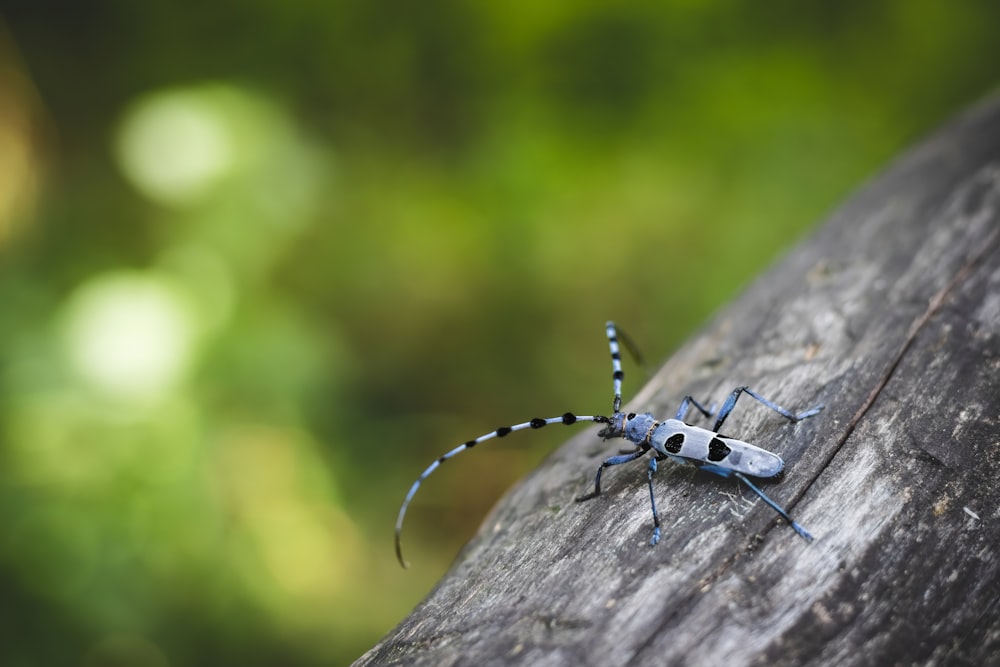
[{"x1": 393, "y1": 322, "x2": 626, "y2": 568}]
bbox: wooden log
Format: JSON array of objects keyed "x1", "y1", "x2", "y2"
[{"x1": 356, "y1": 95, "x2": 1000, "y2": 666}]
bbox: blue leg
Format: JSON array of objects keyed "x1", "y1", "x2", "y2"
[
  {"x1": 699, "y1": 464, "x2": 814, "y2": 542},
  {"x1": 576, "y1": 448, "x2": 648, "y2": 501},
  {"x1": 646, "y1": 455, "x2": 667, "y2": 545},
  {"x1": 674, "y1": 396, "x2": 716, "y2": 422},
  {"x1": 713, "y1": 386, "x2": 824, "y2": 433}
]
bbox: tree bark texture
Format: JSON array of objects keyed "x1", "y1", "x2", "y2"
[{"x1": 357, "y1": 95, "x2": 1000, "y2": 666}]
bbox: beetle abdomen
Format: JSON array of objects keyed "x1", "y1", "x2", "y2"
[{"x1": 649, "y1": 419, "x2": 785, "y2": 478}]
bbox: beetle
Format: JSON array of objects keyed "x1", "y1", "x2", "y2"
[{"x1": 394, "y1": 321, "x2": 822, "y2": 567}]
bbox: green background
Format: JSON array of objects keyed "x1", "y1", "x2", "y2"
[{"x1": 0, "y1": 2, "x2": 997, "y2": 664}]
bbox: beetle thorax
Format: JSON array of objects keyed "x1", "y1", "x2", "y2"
[{"x1": 623, "y1": 412, "x2": 657, "y2": 444}]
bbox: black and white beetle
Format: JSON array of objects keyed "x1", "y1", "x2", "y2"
[{"x1": 395, "y1": 322, "x2": 823, "y2": 567}]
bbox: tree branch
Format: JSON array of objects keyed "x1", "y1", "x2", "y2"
[{"x1": 357, "y1": 94, "x2": 1000, "y2": 666}]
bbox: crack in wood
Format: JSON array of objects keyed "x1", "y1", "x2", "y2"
[{"x1": 802, "y1": 225, "x2": 1000, "y2": 500}]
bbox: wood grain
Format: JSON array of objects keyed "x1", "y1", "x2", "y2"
[{"x1": 357, "y1": 95, "x2": 1000, "y2": 667}]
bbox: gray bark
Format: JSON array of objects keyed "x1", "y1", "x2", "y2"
[{"x1": 357, "y1": 95, "x2": 1000, "y2": 667}]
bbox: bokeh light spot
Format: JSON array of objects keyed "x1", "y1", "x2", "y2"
[
  {"x1": 115, "y1": 86, "x2": 236, "y2": 206},
  {"x1": 61, "y1": 272, "x2": 198, "y2": 402},
  {"x1": 212, "y1": 425, "x2": 362, "y2": 610}
]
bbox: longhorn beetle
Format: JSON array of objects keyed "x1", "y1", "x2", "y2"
[{"x1": 395, "y1": 321, "x2": 823, "y2": 567}]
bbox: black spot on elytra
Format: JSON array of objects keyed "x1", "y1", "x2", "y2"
[
  {"x1": 708, "y1": 437, "x2": 731, "y2": 462},
  {"x1": 664, "y1": 433, "x2": 685, "y2": 453}
]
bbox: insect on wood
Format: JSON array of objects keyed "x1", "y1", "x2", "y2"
[{"x1": 394, "y1": 322, "x2": 824, "y2": 567}]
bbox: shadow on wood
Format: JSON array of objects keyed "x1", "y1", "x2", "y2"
[{"x1": 357, "y1": 95, "x2": 1000, "y2": 666}]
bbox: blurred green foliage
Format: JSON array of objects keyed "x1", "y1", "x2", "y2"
[{"x1": 0, "y1": 1, "x2": 997, "y2": 664}]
